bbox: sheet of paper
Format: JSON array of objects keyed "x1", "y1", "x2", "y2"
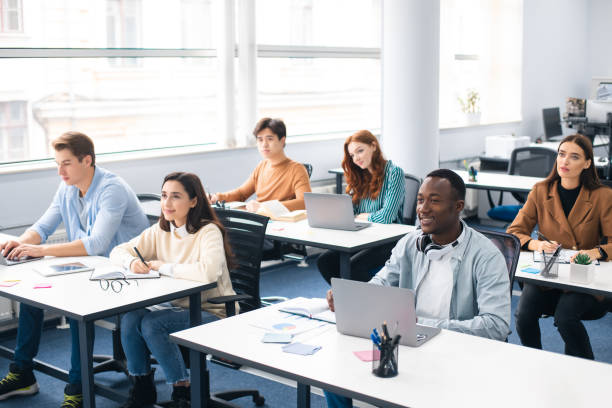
[{"x1": 282, "y1": 342, "x2": 321, "y2": 355}]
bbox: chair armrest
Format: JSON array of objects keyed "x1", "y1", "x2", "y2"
[
  {"x1": 208, "y1": 294, "x2": 252, "y2": 305},
  {"x1": 208, "y1": 294, "x2": 252, "y2": 317}
]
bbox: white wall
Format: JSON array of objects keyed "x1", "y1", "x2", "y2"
[
  {"x1": 0, "y1": 138, "x2": 344, "y2": 229},
  {"x1": 588, "y1": 0, "x2": 612, "y2": 80},
  {"x1": 0, "y1": 0, "x2": 601, "y2": 229}
]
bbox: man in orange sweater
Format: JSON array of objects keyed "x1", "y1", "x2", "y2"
[{"x1": 211, "y1": 118, "x2": 311, "y2": 212}]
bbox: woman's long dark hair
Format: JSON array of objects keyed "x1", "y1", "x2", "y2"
[
  {"x1": 543, "y1": 134, "x2": 602, "y2": 190},
  {"x1": 342, "y1": 130, "x2": 387, "y2": 205},
  {"x1": 159, "y1": 172, "x2": 233, "y2": 266}
]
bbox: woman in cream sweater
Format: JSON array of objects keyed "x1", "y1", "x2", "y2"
[{"x1": 110, "y1": 172, "x2": 235, "y2": 408}]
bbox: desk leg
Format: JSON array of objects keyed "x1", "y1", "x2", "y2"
[
  {"x1": 297, "y1": 383, "x2": 310, "y2": 408},
  {"x1": 335, "y1": 174, "x2": 343, "y2": 194},
  {"x1": 339, "y1": 252, "x2": 351, "y2": 280},
  {"x1": 188, "y1": 293, "x2": 207, "y2": 408},
  {"x1": 78, "y1": 320, "x2": 95, "y2": 408}
]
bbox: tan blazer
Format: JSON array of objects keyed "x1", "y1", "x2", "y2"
[{"x1": 507, "y1": 180, "x2": 612, "y2": 259}]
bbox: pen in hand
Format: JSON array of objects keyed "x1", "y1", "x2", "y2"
[{"x1": 133, "y1": 247, "x2": 150, "y2": 273}]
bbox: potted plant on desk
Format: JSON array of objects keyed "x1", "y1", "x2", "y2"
[
  {"x1": 570, "y1": 253, "x2": 594, "y2": 284},
  {"x1": 458, "y1": 89, "x2": 481, "y2": 126}
]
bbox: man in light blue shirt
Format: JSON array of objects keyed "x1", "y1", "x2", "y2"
[
  {"x1": 0, "y1": 131, "x2": 149, "y2": 407},
  {"x1": 325, "y1": 169, "x2": 511, "y2": 408}
]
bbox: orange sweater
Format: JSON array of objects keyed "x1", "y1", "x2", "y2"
[{"x1": 217, "y1": 158, "x2": 311, "y2": 211}]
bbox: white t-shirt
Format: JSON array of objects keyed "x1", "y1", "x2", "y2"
[
  {"x1": 415, "y1": 251, "x2": 454, "y2": 320},
  {"x1": 415, "y1": 227, "x2": 466, "y2": 321}
]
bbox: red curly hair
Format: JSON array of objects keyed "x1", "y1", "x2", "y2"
[{"x1": 342, "y1": 130, "x2": 387, "y2": 205}]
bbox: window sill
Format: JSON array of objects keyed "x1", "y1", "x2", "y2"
[
  {"x1": 0, "y1": 132, "x2": 350, "y2": 176},
  {"x1": 439, "y1": 119, "x2": 521, "y2": 131}
]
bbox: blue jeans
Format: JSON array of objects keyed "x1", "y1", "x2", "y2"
[
  {"x1": 14, "y1": 303, "x2": 91, "y2": 385},
  {"x1": 324, "y1": 390, "x2": 352, "y2": 408},
  {"x1": 121, "y1": 306, "x2": 217, "y2": 384}
]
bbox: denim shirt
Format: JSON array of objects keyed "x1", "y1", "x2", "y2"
[
  {"x1": 31, "y1": 166, "x2": 150, "y2": 257},
  {"x1": 370, "y1": 222, "x2": 511, "y2": 341}
]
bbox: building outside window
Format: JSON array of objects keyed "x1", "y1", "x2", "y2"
[{"x1": 0, "y1": 0, "x2": 23, "y2": 33}]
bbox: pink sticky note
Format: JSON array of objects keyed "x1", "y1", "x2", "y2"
[
  {"x1": 353, "y1": 349, "x2": 381, "y2": 362},
  {"x1": 33, "y1": 283, "x2": 52, "y2": 289},
  {"x1": 0, "y1": 281, "x2": 19, "y2": 287}
]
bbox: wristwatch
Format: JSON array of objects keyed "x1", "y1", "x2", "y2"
[{"x1": 597, "y1": 245, "x2": 607, "y2": 260}]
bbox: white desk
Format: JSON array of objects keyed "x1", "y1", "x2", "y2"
[
  {"x1": 515, "y1": 252, "x2": 612, "y2": 297},
  {"x1": 0, "y1": 233, "x2": 215, "y2": 408},
  {"x1": 171, "y1": 302, "x2": 612, "y2": 408},
  {"x1": 453, "y1": 169, "x2": 542, "y2": 194},
  {"x1": 265, "y1": 220, "x2": 414, "y2": 279}
]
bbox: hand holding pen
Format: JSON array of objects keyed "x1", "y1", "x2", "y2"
[
  {"x1": 131, "y1": 247, "x2": 151, "y2": 274},
  {"x1": 536, "y1": 231, "x2": 560, "y2": 253}
]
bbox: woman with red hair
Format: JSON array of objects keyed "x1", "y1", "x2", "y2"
[{"x1": 317, "y1": 130, "x2": 405, "y2": 283}]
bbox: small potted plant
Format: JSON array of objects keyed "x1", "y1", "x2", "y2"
[
  {"x1": 570, "y1": 253, "x2": 594, "y2": 284},
  {"x1": 458, "y1": 89, "x2": 481, "y2": 126}
]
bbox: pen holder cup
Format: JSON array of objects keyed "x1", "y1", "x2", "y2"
[
  {"x1": 372, "y1": 343, "x2": 399, "y2": 378},
  {"x1": 540, "y1": 253, "x2": 559, "y2": 278}
]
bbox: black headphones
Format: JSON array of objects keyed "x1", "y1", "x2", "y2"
[{"x1": 416, "y1": 233, "x2": 459, "y2": 261}]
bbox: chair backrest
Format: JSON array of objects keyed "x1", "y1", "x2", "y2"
[
  {"x1": 137, "y1": 193, "x2": 161, "y2": 225},
  {"x1": 601, "y1": 179, "x2": 612, "y2": 189},
  {"x1": 303, "y1": 163, "x2": 313, "y2": 179},
  {"x1": 474, "y1": 227, "x2": 520, "y2": 292},
  {"x1": 508, "y1": 146, "x2": 557, "y2": 202},
  {"x1": 214, "y1": 208, "x2": 269, "y2": 313},
  {"x1": 402, "y1": 173, "x2": 421, "y2": 225}
]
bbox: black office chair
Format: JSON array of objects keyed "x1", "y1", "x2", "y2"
[
  {"x1": 402, "y1": 173, "x2": 421, "y2": 225},
  {"x1": 206, "y1": 209, "x2": 269, "y2": 407},
  {"x1": 92, "y1": 193, "x2": 162, "y2": 375},
  {"x1": 474, "y1": 227, "x2": 521, "y2": 292},
  {"x1": 601, "y1": 179, "x2": 612, "y2": 189},
  {"x1": 487, "y1": 146, "x2": 557, "y2": 223},
  {"x1": 137, "y1": 193, "x2": 162, "y2": 225}
]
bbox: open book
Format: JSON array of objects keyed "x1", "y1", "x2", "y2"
[
  {"x1": 89, "y1": 265, "x2": 160, "y2": 280},
  {"x1": 533, "y1": 250, "x2": 600, "y2": 265},
  {"x1": 257, "y1": 200, "x2": 307, "y2": 222},
  {"x1": 279, "y1": 297, "x2": 336, "y2": 324}
]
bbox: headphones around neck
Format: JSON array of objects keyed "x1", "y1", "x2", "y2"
[{"x1": 416, "y1": 233, "x2": 459, "y2": 261}]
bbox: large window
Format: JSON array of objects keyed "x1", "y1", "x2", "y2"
[
  {"x1": 0, "y1": 0, "x2": 525, "y2": 165},
  {"x1": 0, "y1": 0, "x2": 218, "y2": 164},
  {"x1": 0, "y1": 0, "x2": 22, "y2": 33},
  {"x1": 439, "y1": 0, "x2": 523, "y2": 128},
  {"x1": 256, "y1": 0, "x2": 382, "y2": 137}
]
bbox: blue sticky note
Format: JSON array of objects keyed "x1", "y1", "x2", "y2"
[
  {"x1": 521, "y1": 267, "x2": 540, "y2": 274},
  {"x1": 282, "y1": 342, "x2": 321, "y2": 355}
]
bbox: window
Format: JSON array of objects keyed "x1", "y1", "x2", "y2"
[
  {"x1": 0, "y1": 101, "x2": 27, "y2": 162},
  {"x1": 256, "y1": 0, "x2": 382, "y2": 138},
  {"x1": 0, "y1": 0, "x2": 23, "y2": 33},
  {"x1": 0, "y1": 1, "x2": 218, "y2": 165},
  {"x1": 439, "y1": 0, "x2": 523, "y2": 128}
]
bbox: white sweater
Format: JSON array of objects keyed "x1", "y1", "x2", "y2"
[{"x1": 109, "y1": 222, "x2": 236, "y2": 318}]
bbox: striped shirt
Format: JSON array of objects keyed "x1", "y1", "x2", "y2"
[{"x1": 353, "y1": 160, "x2": 405, "y2": 224}]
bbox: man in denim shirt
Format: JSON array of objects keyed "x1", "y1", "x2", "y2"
[
  {"x1": 0, "y1": 131, "x2": 149, "y2": 408},
  {"x1": 325, "y1": 169, "x2": 511, "y2": 408}
]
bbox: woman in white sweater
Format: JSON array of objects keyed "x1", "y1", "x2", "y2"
[{"x1": 110, "y1": 172, "x2": 235, "y2": 408}]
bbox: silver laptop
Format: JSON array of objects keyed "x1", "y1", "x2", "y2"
[
  {"x1": 0, "y1": 252, "x2": 43, "y2": 267},
  {"x1": 331, "y1": 278, "x2": 441, "y2": 347},
  {"x1": 304, "y1": 192, "x2": 371, "y2": 231}
]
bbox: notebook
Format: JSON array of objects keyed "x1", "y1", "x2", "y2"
[
  {"x1": 89, "y1": 265, "x2": 160, "y2": 280},
  {"x1": 331, "y1": 278, "x2": 440, "y2": 347},
  {"x1": 304, "y1": 192, "x2": 371, "y2": 231}
]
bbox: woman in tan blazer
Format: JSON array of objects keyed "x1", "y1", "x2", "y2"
[{"x1": 507, "y1": 134, "x2": 612, "y2": 360}]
